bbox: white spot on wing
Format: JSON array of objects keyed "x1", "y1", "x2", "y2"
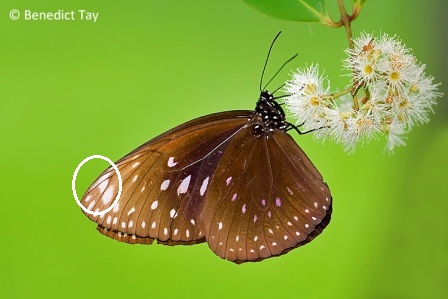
[
  {"x1": 132, "y1": 175, "x2": 139, "y2": 182},
  {"x1": 276, "y1": 198, "x2": 281, "y2": 207},
  {"x1": 242, "y1": 204, "x2": 246, "y2": 214},
  {"x1": 141, "y1": 221, "x2": 146, "y2": 228},
  {"x1": 170, "y1": 208, "x2": 176, "y2": 218},
  {"x1": 200, "y1": 177, "x2": 209, "y2": 196},
  {"x1": 190, "y1": 219, "x2": 195, "y2": 226},
  {"x1": 87, "y1": 201, "x2": 95, "y2": 210},
  {"x1": 98, "y1": 179, "x2": 109, "y2": 193},
  {"x1": 127, "y1": 207, "x2": 136, "y2": 216},
  {"x1": 167, "y1": 157, "x2": 178, "y2": 167},
  {"x1": 174, "y1": 228, "x2": 178, "y2": 236},
  {"x1": 186, "y1": 229, "x2": 190, "y2": 238},
  {"x1": 226, "y1": 177, "x2": 232, "y2": 185},
  {"x1": 113, "y1": 217, "x2": 118, "y2": 225},
  {"x1": 218, "y1": 222, "x2": 223, "y2": 230},
  {"x1": 177, "y1": 175, "x2": 191, "y2": 195},
  {"x1": 132, "y1": 161, "x2": 140, "y2": 168},
  {"x1": 163, "y1": 228, "x2": 168, "y2": 235},
  {"x1": 113, "y1": 202, "x2": 120, "y2": 213},
  {"x1": 151, "y1": 221, "x2": 156, "y2": 229},
  {"x1": 160, "y1": 179, "x2": 170, "y2": 191},
  {"x1": 128, "y1": 220, "x2": 133, "y2": 228},
  {"x1": 106, "y1": 215, "x2": 112, "y2": 224},
  {"x1": 151, "y1": 200, "x2": 158, "y2": 210}
]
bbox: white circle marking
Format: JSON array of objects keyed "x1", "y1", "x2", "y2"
[{"x1": 72, "y1": 154, "x2": 122, "y2": 216}]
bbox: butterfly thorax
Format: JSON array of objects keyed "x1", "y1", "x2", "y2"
[{"x1": 253, "y1": 91, "x2": 287, "y2": 136}]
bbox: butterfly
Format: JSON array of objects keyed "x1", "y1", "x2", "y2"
[{"x1": 80, "y1": 32, "x2": 332, "y2": 263}]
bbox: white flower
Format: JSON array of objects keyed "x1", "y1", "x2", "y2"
[
  {"x1": 284, "y1": 64, "x2": 332, "y2": 131},
  {"x1": 312, "y1": 103, "x2": 345, "y2": 143},
  {"x1": 344, "y1": 32, "x2": 382, "y2": 87},
  {"x1": 345, "y1": 32, "x2": 421, "y2": 99},
  {"x1": 384, "y1": 119, "x2": 406, "y2": 153},
  {"x1": 341, "y1": 110, "x2": 382, "y2": 153},
  {"x1": 409, "y1": 64, "x2": 442, "y2": 108},
  {"x1": 283, "y1": 31, "x2": 441, "y2": 154}
]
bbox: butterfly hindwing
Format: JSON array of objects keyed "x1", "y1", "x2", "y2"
[
  {"x1": 202, "y1": 118, "x2": 332, "y2": 263},
  {"x1": 80, "y1": 111, "x2": 253, "y2": 245}
]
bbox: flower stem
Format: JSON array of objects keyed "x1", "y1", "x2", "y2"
[
  {"x1": 322, "y1": 87, "x2": 354, "y2": 101},
  {"x1": 336, "y1": 0, "x2": 360, "y2": 110},
  {"x1": 337, "y1": 0, "x2": 353, "y2": 49}
]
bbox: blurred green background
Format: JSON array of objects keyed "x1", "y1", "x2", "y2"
[{"x1": 1, "y1": 0, "x2": 447, "y2": 298}]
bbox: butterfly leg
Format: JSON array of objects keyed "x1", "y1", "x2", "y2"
[{"x1": 286, "y1": 122, "x2": 330, "y2": 135}]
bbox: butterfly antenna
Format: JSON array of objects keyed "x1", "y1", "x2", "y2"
[
  {"x1": 262, "y1": 53, "x2": 298, "y2": 91},
  {"x1": 260, "y1": 31, "x2": 282, "y2": 92}
]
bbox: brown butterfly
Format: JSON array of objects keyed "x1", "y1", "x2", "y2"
[{"x1": 80, "y1": 32, "x2": 332, "y2": 263}]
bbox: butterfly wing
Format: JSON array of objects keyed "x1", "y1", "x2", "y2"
[
  {"x1": 203, "y1": 120, "x2": 332, "y2": 263},
  {"x1": 80, "y1": 111, "x2": 253, "y2": 245}
]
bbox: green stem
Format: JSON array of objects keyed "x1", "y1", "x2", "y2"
[
  {"x1": 322, "y1": 87, "x2": 354, "y2": 101},
  {"x1": 337, "y1": 0, "x2": 353, "y2": 49},
  {"x1": 336, "y1": 0, "x2": 359, "y2": 110}
]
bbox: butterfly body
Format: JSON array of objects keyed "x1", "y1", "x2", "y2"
[
  {"x1": 81, "y1": 90, "x2": 332, "y2": 263},
  {"x1": 253, "y1": 90, "x2": 288, "y2": 136}
]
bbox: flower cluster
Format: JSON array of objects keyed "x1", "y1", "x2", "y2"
[{"x1": 284, "y1": 32, "x2": 442, "y2": 153}]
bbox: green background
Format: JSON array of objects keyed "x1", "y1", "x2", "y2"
[{"x1": 1, "y1": 0, "x2": 447, "y2": 298}]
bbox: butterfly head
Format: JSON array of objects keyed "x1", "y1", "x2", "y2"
[{"x1": 253, "y1": 90, "x2": 287, "y2": 136}]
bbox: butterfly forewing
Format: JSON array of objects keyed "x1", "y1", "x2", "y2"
[
  {"x1": 80, "y1": 111, "x2": 253, "y2": 245},
  {"x1": 202, "y1": 119, "x2": 332, "y2": 263}
]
